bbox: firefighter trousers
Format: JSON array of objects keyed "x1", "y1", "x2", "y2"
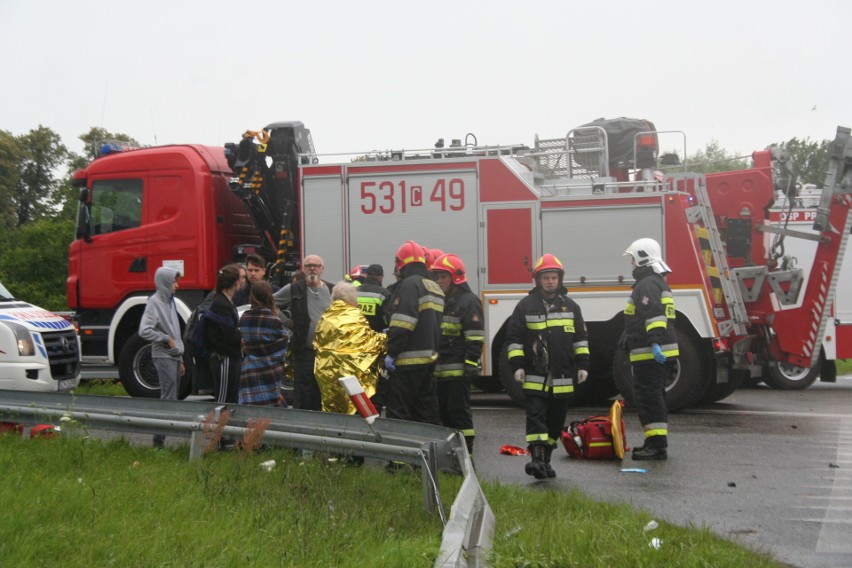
[
  {"x1": 437, "y1": 378, "x2": 474, "y2": 452},
  {"x1": 632, "y1": 360, "x2": 671, "y2": 440},
  {"x1": 525, "y1": 394, "x2": 570, "y2": 448},
  {"x1": 386, "y1": 366, "x2": 441, "y2": 426}
]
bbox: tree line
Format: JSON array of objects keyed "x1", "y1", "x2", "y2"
[{"x1": 0, "y1": 124, "x2": 831, "y2": 311}]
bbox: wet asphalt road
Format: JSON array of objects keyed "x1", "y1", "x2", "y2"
[{"x1": 470, "y1": 376, "x2": 852, "y2": 568}]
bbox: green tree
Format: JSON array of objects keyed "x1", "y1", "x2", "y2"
[
  {"x1": 0, "y1": 218, "x2": 75, "y2": 310},
  {"x1": 12, "y1": 125, "x2": 68, "y2": 226},
  {"x1": 768, "y1": 137, "x2": 830, "y2": 189},
  {"x1": 0, "y1": 130, "x2": 23, "y2": 235},
  {"x1": 682, "y1": 140, "x2": 749, "y2": 174}
]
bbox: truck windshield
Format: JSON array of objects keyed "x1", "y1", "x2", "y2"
[{"x1": 90, "y1": 178, "x2": 143, "y2": 236}]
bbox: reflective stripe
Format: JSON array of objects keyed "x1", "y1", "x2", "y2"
[
  {"x1": 644, "y1": 422, "x2": 667, "y2": 432},
  {"x1": 645, "y1": 428, "x2": 668, "y2": 437},
  {"x1": 358, "y1": 292, "x2": 385, "y2": 301},
  {"x1": 464, "y1": 329, "x2": 485, "y2": 341},
  {"x1": 629, "y1": 343, "x2": 679, "y2": 362},
  {"x1": 464, "y1": 359, "x2": 478, "y2": 367},
  {"x1": 441, "y1": 321, "x2": 462, "y2": 336},
  {"x1": 526, "y1": 321, "x2": 546, "y2": 330},
  {"x1": 645, "y1": 316, "x2": 667, "y2": 332},
  {"x1": 589, "y1": 441, "x2": 613, "y2": 448},
  {"x1": 573, "y1": 340, "x2": 590, "y2": 356},
  {"x1": 396, "y1": 349, "x2": 438, "y2": 366},
  {"x1": 507, "y1": 343, "x2": 524, "y2": 360},
  {"x1": 461, "y1": 429, "x2": 475, "y2": 437},
  {"x1": 526, "y1": 433, "x2": 548, "y2": 443},
  {"x1": 419, "y1": 293, "x2": 445, "y2": 313},
  {"x1": 435, "y1": 362, "x2": 464, "y2": 377},
  {"x1": 389, "y1": 313, "x2": 418, "y2": 330},
  {"x1": 624, "y1": 300, "x2": 635, "y2": 315}
]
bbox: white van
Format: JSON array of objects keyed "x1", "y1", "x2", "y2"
[{"x1": 0, "y1": 282, "x2": 81, "y2": 392}]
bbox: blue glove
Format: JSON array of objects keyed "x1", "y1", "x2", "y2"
[
  {"x1": 651, "y1": 343, "x2": 666, "y2": 364},
  {"x1": 384, "y1": 355, "x2": 396, "y2": 371}
]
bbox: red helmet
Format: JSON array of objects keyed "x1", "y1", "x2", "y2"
[
  {"x1": 346, "y1": 264, "x2": 369, "y2": 283},
  {"x1": 394, "y1": 241, "x2": 426, "y2": 272},
  {"x1": 430, "y1": 253, "x2": 467, "y2": 285},
  {"x1": 533, "y1": 253, "x2": 564, "y2": 279}
]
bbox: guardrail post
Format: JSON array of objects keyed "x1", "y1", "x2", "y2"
[
  {"x1": 422, "y1": 441, "x2": 446, "y2": 519},
  {"x1": 189, "y1": 414, "x2": 207, "y2": 461}
]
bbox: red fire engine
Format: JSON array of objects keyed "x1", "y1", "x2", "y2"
[{"x1": 67, "y1": 120, "x2": 852, "y2": 410}]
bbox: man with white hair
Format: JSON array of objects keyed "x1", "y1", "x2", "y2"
[{"x1": 274, "y1": 255, "x2": 333, "y2": 410}]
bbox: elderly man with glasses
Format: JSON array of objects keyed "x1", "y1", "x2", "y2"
[{"x1": 273, "y1": 255, "x2": 333, "y2": 410}]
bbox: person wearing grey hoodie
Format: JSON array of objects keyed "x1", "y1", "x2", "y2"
[{"x1": 139, "y1": 266, "x2": 185, "y2": 447}]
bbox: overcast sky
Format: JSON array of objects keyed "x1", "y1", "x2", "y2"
[{"x1": 2, "y1": 0, "x2": 850, "y2": 161}]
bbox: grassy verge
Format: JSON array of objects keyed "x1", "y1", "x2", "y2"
[
  {"x1": 73, "y1": 379, "x2": 127, "y2": 397},
  {"x1": 0, "y1": 434, "x2": 780, "y2": 567},
  {"x1": 837, "y1": 359, "x2": 852, "y2": 376}
]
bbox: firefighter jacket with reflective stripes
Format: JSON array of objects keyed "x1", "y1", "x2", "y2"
[
  {"x1": 624, "y1": 266, "x2": 679, "y2": 363},
  {"x1": 506, "y1": 286, "x2": 590, "y2": 398},
  {"x1": 357, "y1": 281, "x2": 392, "y2": 332},
  {"x1": 435, "y1": 283, "x2": 485, "y2": 379},
  {"x1": 386, "y1": 264, "x2": 445, "y2": 369}
]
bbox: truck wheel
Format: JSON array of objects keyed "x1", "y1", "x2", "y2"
[
  {"x1": 612, "y1": 332, "x2": 710, "y2": 412},
  {"x1": 118, "y1": 333, "x2": 160, "y2": 398},
  {"x1": 763, "y1": 350, "x2": 821, "y2": 390},
  {"x1": 498, "y1": 345, "x2": 525, "y2": 406},
  {"x1": 472, "y1": 376, "x2": 504, "y2": 393},
  {"x1": 701, "y1": 369, "x2": 747, "y2": 404}
]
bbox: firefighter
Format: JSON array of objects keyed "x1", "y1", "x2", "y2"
[
  {"x1": 623, "y1": 238, "x2": 678, "y2": 461},
  {"x1": 430, "y1": 253, "x2": 484, "y2": 455},
  {"x1": 384, "y1": 241, "x2": 444, "y2": 426},
  {"x1": 356, "y1": 264, "x2": 391, "y2": 332},
  {"x1": 506, "y1": 253, "x2": 590, "y2": 479}
]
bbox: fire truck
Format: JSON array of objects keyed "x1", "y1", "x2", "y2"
[
  {"x1": 67, "y1": 119, "x2": 852, "y2": 410},
  {"x1": 756, "y1": 185, "x2": 852, "y2": 388}
]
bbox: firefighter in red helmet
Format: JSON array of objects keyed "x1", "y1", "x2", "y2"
[
  {"x1": 430, "y1": 253, "x2": 484, "y2": 456},
  {"x1": 505, "y1": 253, "x2": 591, "y2": 479},
  {"x1": 384, "y1": 240, "x2": 445, "y2": 426}
]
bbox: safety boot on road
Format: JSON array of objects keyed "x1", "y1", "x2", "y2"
[
  {"x1": 632, "y1": 435, "x2": 668, "y2": 461},
  {"x1": 543, "y1": 445, "x2": 557, "y2": 478},
  {"x1": 525, "y1": 445, "x2": 548, "y2": 479}
]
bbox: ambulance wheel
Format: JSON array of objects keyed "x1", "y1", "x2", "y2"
[
  {"x1": 763, "y1": 350, "x2": 822, "y2": 390},
  {"x1": 498, "y1": 344, "x2": 525, "y2": 406},
  {"x1": 612, "y1": 332, "x2": 709, "y2": 412},
  {"x1": 118, "y1": 333, "x2": 160, "y2": 398}
]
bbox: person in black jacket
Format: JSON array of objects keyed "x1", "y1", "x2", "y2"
[
  {"x1": 430, "y1": 253, "x2": 484, "y2": 455},
  {"x1": 205, "y1": 264, "x2": 243, "y2": 404},
  {"x1": 623, "y1": 238, "x2": 679, "y2": 461},
  {"x1": 506, "y1": 253, "x2": 590, "y2": 479},
  {"x1": 273, "y1": 255, "x2": 333, "y2": 410},
  {"x1": 357, "y1": 264, "x2": 392, "y2": 332},
  {"x1": 384, "y1": 241, "x2": 444, "y2": 426}
]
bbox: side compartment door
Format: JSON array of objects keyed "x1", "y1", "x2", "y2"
[{"x1": 482, "y1": 205, "x2": 536, "y2": 286}]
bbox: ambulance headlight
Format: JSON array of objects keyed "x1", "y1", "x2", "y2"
[{"x1": 8, "y1": 323, "x2": 35, "y2": 356}]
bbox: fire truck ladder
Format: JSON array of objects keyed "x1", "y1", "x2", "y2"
[{"x1": 675, "y1": 173, "x2": 750, "y2": 338}]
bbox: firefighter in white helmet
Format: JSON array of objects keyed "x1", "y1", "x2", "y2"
[
  {"x1": 430, "y1": 253, "x2": 484, "y2": 456},
  {"x1": 623, "y1": 238, "x2": 678, "y2": 460},
  {"x1": 505, "y1": 253, "x2": 591, "y2": 479}
]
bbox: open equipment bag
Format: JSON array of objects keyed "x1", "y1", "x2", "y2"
[{"x1": 561, "y1": 400, "x2": 628, "y2": 460}]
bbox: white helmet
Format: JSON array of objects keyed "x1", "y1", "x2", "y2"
[{"x1": 624, "y1": 238, "x2": 672, "y2": 274}]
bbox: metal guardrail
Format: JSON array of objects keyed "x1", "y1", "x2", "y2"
[{"x1": 0, "y1": 390, "x2": 494, "y2": 568}]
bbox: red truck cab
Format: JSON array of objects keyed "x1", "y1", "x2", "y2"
[{"x1": 68, "y1": 144, "x2": 258, "y2": 396}]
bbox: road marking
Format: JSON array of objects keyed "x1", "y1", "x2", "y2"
[{"x1": 815, "y1": 418, "x2": 852, "y2": 554}]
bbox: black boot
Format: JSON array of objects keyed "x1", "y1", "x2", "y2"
[
  {"x1": 632, "y1": 435, "x2": 668, "y2": 461},
  {"x1": 544, "y1": 445, "x2": 557, "y2": 478},
  {"x1": 525, "y1": 445, "x2": 548, "y2": 479}
]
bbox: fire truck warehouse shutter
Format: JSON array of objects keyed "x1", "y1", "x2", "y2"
[
  {"x1": 303, "y1": 173, "x2": 346, "y2": 280},
  {"x1": 346, "y1": 167, "x2": 480, "y2": 293},
  {"x1": 541, "y1": 204, "x2": 664, "y2": 283}
]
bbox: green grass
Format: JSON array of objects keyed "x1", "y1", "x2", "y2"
[
  {"x1": 0, "y1": 434, "x2": 780, "y2": 567},
  {"x1": 73, "y1": 379, "x2": 127, "y2": 397},
  {"x1": 836, "y1": 359, "x2": 852, "y2": 376}
]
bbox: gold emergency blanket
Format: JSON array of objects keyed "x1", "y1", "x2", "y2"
[{"x1": 313, "y1": 300, "x2": 387, "y2": 414}]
